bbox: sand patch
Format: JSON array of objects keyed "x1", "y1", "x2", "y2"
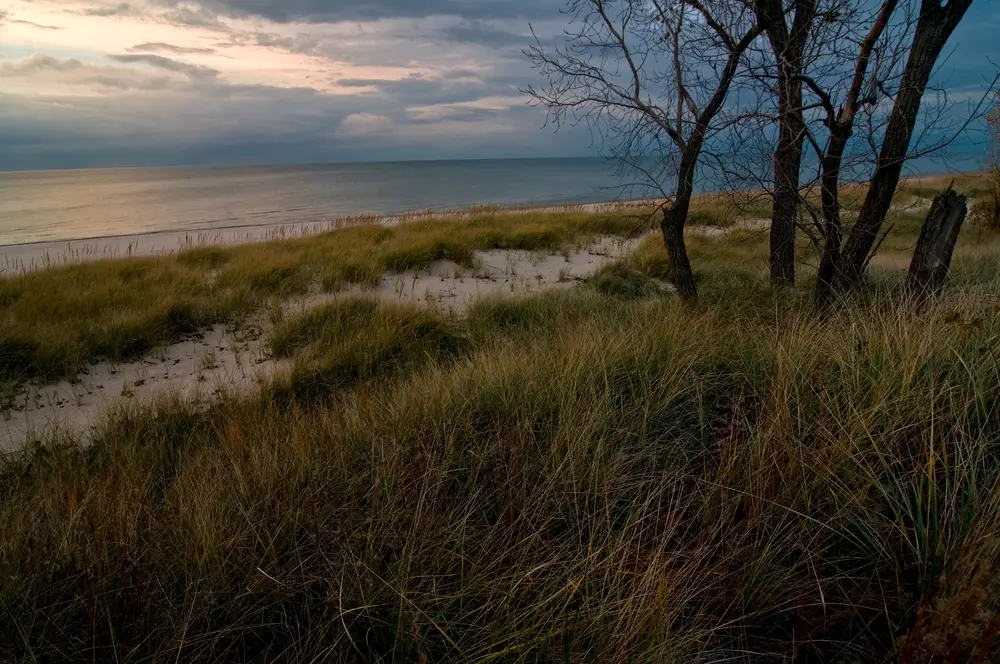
[
  {"x1": 2, "y1": 323, "x2": 288, "y2": 453},
  {"x1": 300, "y1": 235, "x2": 648, "y2": 312}
]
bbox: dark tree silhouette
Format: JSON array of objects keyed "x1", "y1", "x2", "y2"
[{"x1": 525, "y1": 0, "x2": 761, "y2": 301}]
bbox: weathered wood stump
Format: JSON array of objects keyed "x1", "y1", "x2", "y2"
[{"x1": 906, "y1": 185, "x2": 968, "y2": 302}]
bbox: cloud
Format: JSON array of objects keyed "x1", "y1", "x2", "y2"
[
  {"x1": 334, "y1": 71, "x2": 514, "y2": 110},
  {"x1": 405, "y1": 105, "x2": 499, "y2": 124},
  {"x1": 338, "y1": 112, "x2": 394, "y2": 135},
  {"x1": 0, "y1": 54, "x2": 177, "y2": 91},
  {"x1": 107, "y1": 54, "x2": 220, "y2": 79},
  {"x1": 128, "y1": 42, "x2": 218, "y2": 55},
  {"x1": 159, "y1": 5, "x2": 227, "y2": 28},
  {"x1": 155, "y1": 0, "x2": 565, "y2": 23},
  {"x1": 10, "y1": 19, "x2": 64, "y2": 30},
  {"x1": 439, "y1": 20, "x2": 529, "y2": 48},
  {"x1": 238, "y1": 32, "x2": 321, "y2": 55},
  {"x1": 1, "y1": 55, "x2": 86, "y2": 76},
  {"x1": 82, "y1": 3, "x2": 135, "y2": 17},
  {"x1": 79, "y1": 1, "x2": 226, "y2": 27}
]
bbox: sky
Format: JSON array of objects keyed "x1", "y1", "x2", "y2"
[{"x1": 0, "y1": 0, "x2": 997, "y2": 171}]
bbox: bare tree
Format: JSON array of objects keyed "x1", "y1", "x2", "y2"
[
  {"x1": 806, "y1": 0, "x2": 905, "y2": 304},
  {"x1": 525, "y1": 0, "x2": 761, "y2": 301},
  {"x1": 744, "y1": 0, "x2": 981, "y2": 304},
  {"x1": 831, "y1": 0, "x2": 976, "y2": 295}
]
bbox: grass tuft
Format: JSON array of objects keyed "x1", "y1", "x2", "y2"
[
  {"x1": 589, "y1": 261, "x2": 666, "y2": 298},
  {"x1": 268, "y1": 298, "x2": 471, "y2": 403}
]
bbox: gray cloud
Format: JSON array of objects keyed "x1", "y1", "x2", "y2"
[
  {"x1": 0, "y1": 55, "x2": 85, "y2": 76},
  {"x1": 159, "y1": 5, "x2": 226, "y2": 28},
  {"x1": 439, "y1": 20, "x2": 530, "y2": 48},
  {"x1": 0, "y1": 71, "x2": 580, "y2": 171},
  {"x1": 10, "y1": 19, "x2": 64, "y2": 30},
  {"x1": 0, "y1": 54, "x2": 177, "y2": 91},
  {"x1": 128, "y1": 42, "x2": 218, "y2": 55},
  {"x1": 154, "y1": 0, "x2": 565, "y2": 23},
  {"x1": 404, "y1": 106, "x2": 501, "y2": 124},
  {"x1": 107, "y1": 54, "x2": 219, "y2": 79},
  {"x1": 82, "y1": 3, "x2": 135, "y2": 17},
  {"x1": 335, "y1": 69, "x2": 524, "y2": 110},
  {"x1": 80, "y1": 1, "x2": 226, "y2": 27},
  {"x1": 241, "y1": 32, "x2": 321, "y2": 54}
]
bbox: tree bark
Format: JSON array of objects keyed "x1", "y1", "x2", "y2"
[
  {"x1": 759, "y1": 0, "x2": 815, "y2": 287},
  {"x1": 661, "y1": 151, "x2": 699, "y2": 301},
  {"x1": 833, "y1": 0, "x2": 974, "y2": 295},
  {"x1": 906, "y1": 187, "x2": 968, "y2": 301},
  {"x1": 770, "y1": 87, "x2": 804, "y2": 286},
  {"x1": 814, "y1": 125, "x2": 851, "y2": 306}
]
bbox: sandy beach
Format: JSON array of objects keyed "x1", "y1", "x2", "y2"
[{"x1": 0, "y1": 199, "x2": 664, "y2": 273}]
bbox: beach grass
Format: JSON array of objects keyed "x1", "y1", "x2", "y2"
[
  {"x1": 0, "y1": 209, "x2": 646, "y2": 384},
  {"x1": 4, "y1": 272, "x2": 1000, "y2": 661},
  {"x1": 0, "y1": 174, "x2": 979, "y2": 386},
  {"x1": 2, "y1": 174, "x2": 1000, "y2": 661}
]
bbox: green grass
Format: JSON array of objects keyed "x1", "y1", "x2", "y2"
[
  {"x1": 268, "y1": 298, "x2": 471, "y2": 403},
  {"x1": 0, "y1": 258, "x2": 233, "y2": 381},
  {"x1": 588, "y1": 262, "x2": 667, "y2": 298}
]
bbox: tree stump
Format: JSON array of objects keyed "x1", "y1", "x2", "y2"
[{"x1": 906, "y1": 186, "x2": 968, "y2": 301}]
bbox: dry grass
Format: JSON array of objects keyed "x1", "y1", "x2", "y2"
[
  {"x1": 2, "y1": 177, "x2": 1000, "y2": 662},
  {"x1": 3, "y1": 276, "x2": 1000, "y2": 661}
]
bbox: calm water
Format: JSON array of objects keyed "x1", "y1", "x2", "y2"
[
  {"x1": 0, "y1": 154, "x2": 982, "y2": 247},
  {"x1": 0, "y1": 158, "x2": 632, "y2": 247}
]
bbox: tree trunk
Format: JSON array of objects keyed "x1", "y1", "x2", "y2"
[
  {"x1": 760, "y1": 0, "x2": 815, "y2": 287},
  {"x1": 906, "y1": 187, "x2": 967, "y2": 301},
  {"x1": 660, "y1": 152, "x2": 699, "y2": 302},
  {"x1": 661, "y1": 206, "x2": 697, "y2": 301},
  {"x1": 833, "y1": 0, "x2": 974, "y2": 295},
  {"x1": 814, "y1": 125, "x2": 852, "y2": 306},
  {"x1": 770, "y1": 71, "x2": 804, "y2": 286}
]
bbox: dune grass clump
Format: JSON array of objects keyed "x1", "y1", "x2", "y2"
[
  {"x1": 588, "y1": 262, "x2": 666, "y2": 298},
  {"x1": 268, "y1": 298, "x2": 471, "y2": 402},
  {"x1": 0, "y1": 258, "x2": 233, "y2": 382}
]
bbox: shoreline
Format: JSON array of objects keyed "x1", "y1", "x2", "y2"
[{"x1": 0, "y1": 198, "x2": 662, "y2": 274}]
